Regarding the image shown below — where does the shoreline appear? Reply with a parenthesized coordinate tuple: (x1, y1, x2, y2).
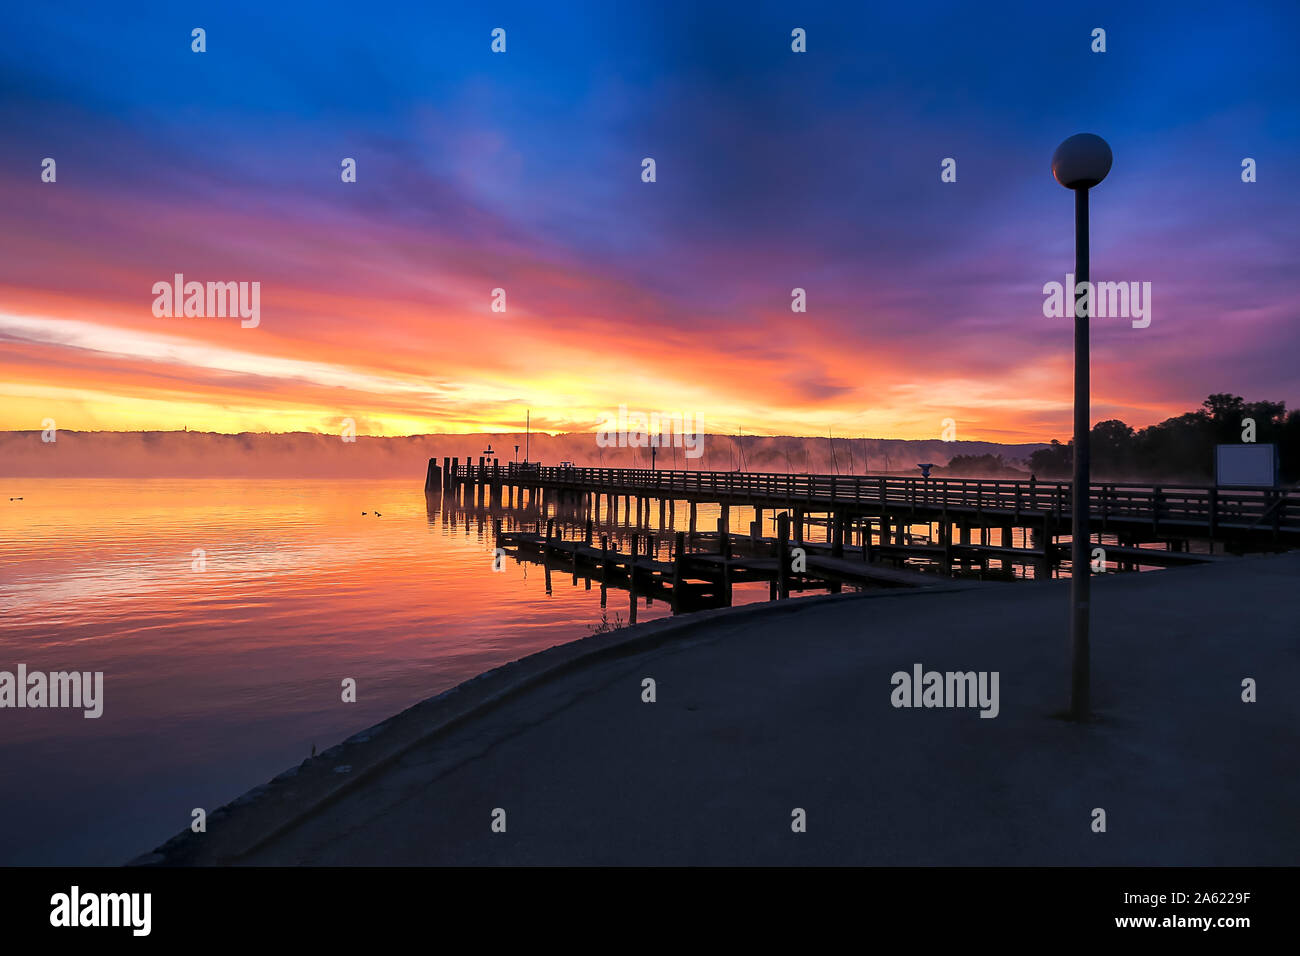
(129, 579, 987, 866)
(131, 552, 1299, 866)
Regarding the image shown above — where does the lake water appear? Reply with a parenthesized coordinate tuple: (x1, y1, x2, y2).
(0, 478, 790, 865)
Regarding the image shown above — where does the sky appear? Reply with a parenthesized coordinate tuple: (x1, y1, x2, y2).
(1, 0, 1297, 443)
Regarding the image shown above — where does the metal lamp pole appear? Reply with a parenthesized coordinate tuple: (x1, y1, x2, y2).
(1052, 133, 1112, 721)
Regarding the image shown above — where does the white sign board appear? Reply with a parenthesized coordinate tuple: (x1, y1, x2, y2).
(1215, 444, 1276, 487)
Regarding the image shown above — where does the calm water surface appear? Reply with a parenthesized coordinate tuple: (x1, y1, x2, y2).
(0, 478, 781, 864)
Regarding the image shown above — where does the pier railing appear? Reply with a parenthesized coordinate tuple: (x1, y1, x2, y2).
(455, 464, 1299, 536)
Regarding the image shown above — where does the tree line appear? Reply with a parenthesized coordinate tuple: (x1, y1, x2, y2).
(1026, 394, 1299, 483)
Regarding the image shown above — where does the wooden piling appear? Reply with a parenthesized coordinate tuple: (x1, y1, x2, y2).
(777, 512, 790, 599)
(1035, 518, 1052, 580)
(718, 518, 732, 604)
(672, 531, 686, 605)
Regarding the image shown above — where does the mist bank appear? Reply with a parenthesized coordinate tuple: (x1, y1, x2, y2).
(0, 431, 1047, 479)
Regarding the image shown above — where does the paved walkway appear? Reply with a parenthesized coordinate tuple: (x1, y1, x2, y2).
(146, 552, 1300, 866)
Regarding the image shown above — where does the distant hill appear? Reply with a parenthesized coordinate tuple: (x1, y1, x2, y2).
(0, 431, 1048, 479)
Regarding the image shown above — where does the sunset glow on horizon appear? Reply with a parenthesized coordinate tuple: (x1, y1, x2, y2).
(2, 2, 1297, 444)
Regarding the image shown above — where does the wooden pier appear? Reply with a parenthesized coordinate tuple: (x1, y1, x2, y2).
(427, 459, 1297, 574)
(425, 457, 1289, 611)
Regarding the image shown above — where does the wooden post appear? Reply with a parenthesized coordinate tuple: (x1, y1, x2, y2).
(777, 512, 790, 599)
(544, 518, 555, 559)
(585, 519, 593, 546)
(601, 534, 610, 581)
(1035, 518, 1052, 580)
(424, 458, 441, 495)
(718, 519, 732, 604)
(672, 531, 686, 607)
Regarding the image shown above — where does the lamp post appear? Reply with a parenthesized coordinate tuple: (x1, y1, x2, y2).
(1052, 133, 1112, 721)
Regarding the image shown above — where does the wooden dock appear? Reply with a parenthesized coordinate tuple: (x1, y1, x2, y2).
(494, 510, 950, 615)
(427, 459, 1292, 588)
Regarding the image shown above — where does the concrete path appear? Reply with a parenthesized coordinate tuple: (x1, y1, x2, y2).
(170, 552, 1300, 865)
